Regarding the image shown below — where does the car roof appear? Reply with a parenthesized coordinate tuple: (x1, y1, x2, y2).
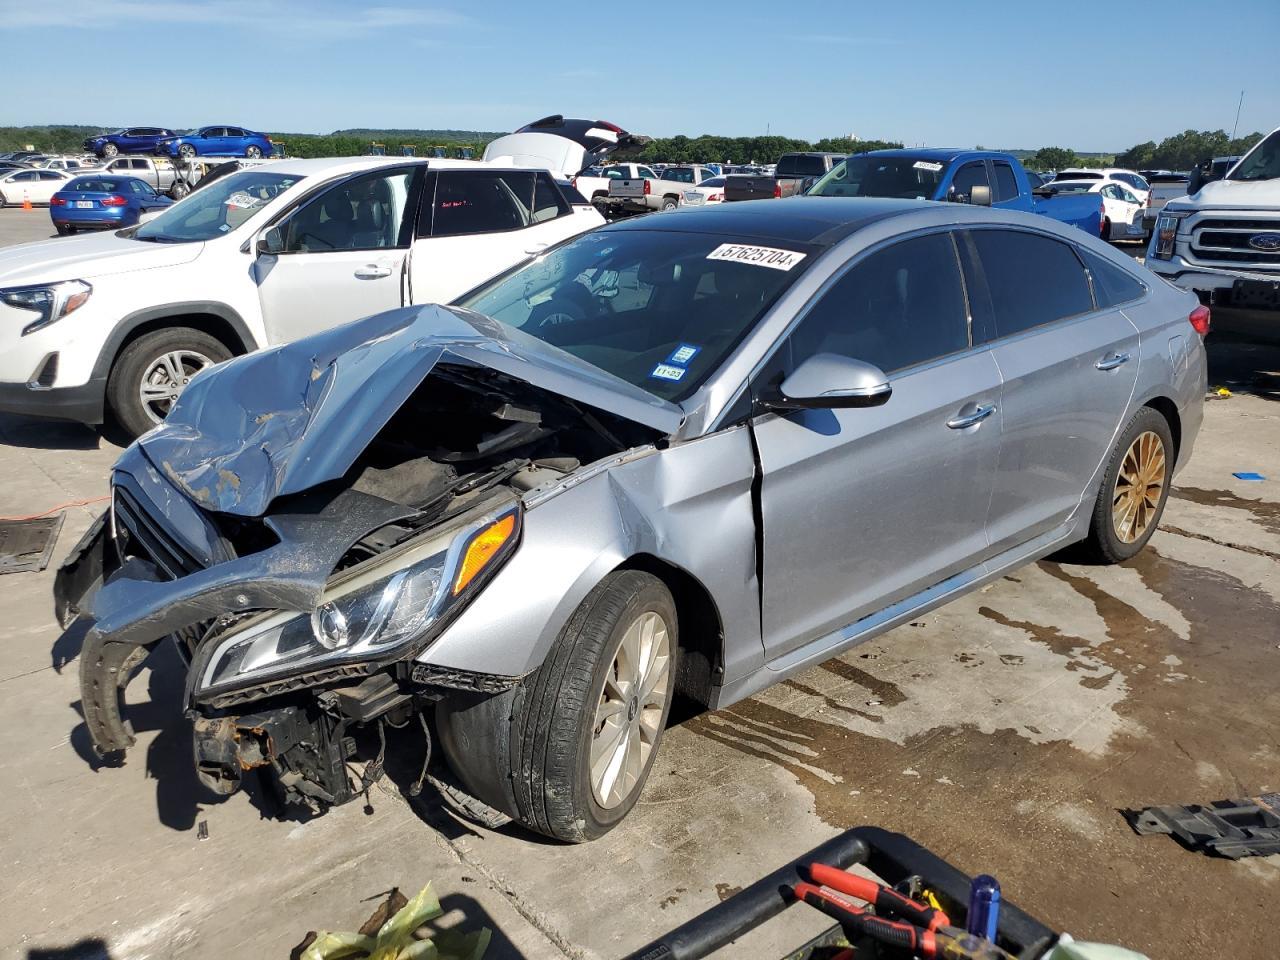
(603, 196, 945, 245)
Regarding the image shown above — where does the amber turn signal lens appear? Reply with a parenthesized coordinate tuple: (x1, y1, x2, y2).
(453, 514, 517, 596)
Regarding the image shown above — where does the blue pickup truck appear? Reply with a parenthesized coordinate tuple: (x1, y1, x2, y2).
(807, 148, 1102, 235)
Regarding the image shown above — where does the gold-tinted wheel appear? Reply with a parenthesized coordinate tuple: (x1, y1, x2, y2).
(1112, 430, 1166, 543)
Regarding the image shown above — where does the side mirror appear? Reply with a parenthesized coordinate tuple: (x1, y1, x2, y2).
(969, 184, 992, 206)
(256, 225, 284, 255)
(768, 354, 892, 410)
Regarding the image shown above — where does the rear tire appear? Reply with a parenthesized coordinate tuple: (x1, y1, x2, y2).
(107, 327, 232, 439)
(170, 181, 190, 200)
(661, 196, 679, 212)
(1077, 406, 1174, 564)
(55, 223, 71, 236)
(437, 570, 679, 842)
(245, 145, 262, 159)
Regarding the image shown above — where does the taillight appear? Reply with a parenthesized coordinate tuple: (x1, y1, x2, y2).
(1099, 200, 1107, 236)
(1189, 305, 1211, 336)
(50, 196, 66, 206)
(101, 195, 128, 207)
(710, 193, 723, 202)
(643, 179, 651, 195)
(571, 176, 578, 189)
(773, 181, 781, 198)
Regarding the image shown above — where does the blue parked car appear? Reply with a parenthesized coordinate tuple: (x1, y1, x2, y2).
(50, 175, 174, 234)
(155, 126, 273, 160)
(83, 128, 178, 159)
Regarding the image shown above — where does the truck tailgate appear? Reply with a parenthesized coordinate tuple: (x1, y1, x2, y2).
(724, 175, 775, 202)
(1032, 192, 1103, 236)
(608, 179, 647, 199)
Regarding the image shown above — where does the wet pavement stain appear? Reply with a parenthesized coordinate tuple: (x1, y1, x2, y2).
(686, 546, 1280, 958)
(1173, 485, 1280, 535)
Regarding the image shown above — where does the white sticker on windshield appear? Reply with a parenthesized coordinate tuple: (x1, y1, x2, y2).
(650, 363, 688, 382)
(706, 244, 807, 271)
(913, 161, 944, 172)
(225, 191, 265, 210)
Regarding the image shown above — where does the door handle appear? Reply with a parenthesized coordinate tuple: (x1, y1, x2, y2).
(1094, 352, 1131, 371)
(946, 402, 997, 430)
(354, 264, 393, 279)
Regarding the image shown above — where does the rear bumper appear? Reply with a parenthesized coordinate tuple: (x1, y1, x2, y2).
(53, 210, 130, 227)
(0, 377, 107, 424)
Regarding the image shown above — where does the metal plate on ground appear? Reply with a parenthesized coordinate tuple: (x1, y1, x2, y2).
(0, 514, 65, 574)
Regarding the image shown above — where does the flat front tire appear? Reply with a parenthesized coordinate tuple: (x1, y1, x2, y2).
(1079, 406, 1174, 563)
(438, 571, 678, 842)
(107, 327, 232, 439)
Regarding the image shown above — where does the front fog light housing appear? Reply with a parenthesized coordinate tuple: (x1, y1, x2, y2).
(1, 279, 93, 336)
(197, 505, 521, 693)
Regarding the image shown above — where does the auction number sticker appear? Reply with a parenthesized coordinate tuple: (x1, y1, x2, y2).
(707, 244, 807, 271)
(913, 161, 944, 172)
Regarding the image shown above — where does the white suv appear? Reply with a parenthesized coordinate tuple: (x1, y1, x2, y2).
(0, 155, 604, 437)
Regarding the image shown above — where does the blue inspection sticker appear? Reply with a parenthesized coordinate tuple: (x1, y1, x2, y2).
(650, 363, 688, 382)
(667, 343, 701, 365)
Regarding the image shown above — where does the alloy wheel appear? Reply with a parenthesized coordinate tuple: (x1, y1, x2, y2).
(1112, 430, 1166, 543)
(590, 610, 671, 809)
(137, 349, 213, 424)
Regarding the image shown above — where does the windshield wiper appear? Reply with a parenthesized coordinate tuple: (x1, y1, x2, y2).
(134, 234, 191, 244)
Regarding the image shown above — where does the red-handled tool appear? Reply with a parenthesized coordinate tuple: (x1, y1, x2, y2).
(807, 862, 952, 931)
(790, 882, 938, 956)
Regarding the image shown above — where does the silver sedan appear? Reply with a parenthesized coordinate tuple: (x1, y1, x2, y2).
(58, 197, 1206, 842)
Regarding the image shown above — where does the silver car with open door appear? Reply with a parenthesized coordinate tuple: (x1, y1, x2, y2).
(56, 198, 1206, 842)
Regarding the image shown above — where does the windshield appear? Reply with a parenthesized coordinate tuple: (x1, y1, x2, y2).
(135, 170, 305, 242)
(458, 229, 815, 401)
(808, 155, 946, 199)
(1228, 130, 1280, 182)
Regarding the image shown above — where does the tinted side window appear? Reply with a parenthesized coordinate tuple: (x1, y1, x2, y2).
(993, 162, 1018, 201)
(226, 128, 245, 138)
(951, 162, 989, 197)
(1081, 249, 1146, 307)
(532, 173, 570, 223)
(790, 232, 969, 374)
(430, 171, 533, 237)
(969, 230, 1094, 337)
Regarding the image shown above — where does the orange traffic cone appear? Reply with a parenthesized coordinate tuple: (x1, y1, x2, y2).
(22, 191, 32, 211)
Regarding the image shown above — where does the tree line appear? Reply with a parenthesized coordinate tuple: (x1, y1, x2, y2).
(1115, 129, 1264, 171)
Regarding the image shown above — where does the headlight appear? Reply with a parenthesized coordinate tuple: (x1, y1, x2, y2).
(1, 280, 93, 336)
(1152, 212, 1188, 260)
(196, 505, 521, 693)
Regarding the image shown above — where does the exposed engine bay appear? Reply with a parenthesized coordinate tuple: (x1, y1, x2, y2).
(59, 345, 661, 816)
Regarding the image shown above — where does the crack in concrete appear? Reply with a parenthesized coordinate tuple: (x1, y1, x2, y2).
(1163, 524, 1280, 563)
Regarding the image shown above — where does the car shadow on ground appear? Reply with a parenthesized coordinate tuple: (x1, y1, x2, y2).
(0, 412, 103, 451)
(26, 938, 114, 960)
(1206, 329, 1280, 400)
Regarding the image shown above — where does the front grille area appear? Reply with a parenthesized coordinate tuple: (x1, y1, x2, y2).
(1198, 231, 1279, 251)
(113, 487, 201, 579)
(1189, 248, 1280, 266)
(1196, 218, 1280, 232)
(1190, 215, 1280, 270)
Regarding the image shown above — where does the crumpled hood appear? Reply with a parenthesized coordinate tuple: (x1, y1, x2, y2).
(0, 230, 203, 286)
(1171, 177, 1280, 212)
(136, 304, 684, 517)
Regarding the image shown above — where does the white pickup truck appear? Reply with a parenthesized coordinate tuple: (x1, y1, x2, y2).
(1147, 126, 1280, 322)
(605, 164, 720, 216)
(572, 162, 660, 209)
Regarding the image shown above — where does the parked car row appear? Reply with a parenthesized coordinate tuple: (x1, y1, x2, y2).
(81, 125, 275, 160)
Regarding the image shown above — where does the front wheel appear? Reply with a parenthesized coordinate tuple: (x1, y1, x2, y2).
(438, 570, 678, 842)
(245, 144, 262, 159)
(106, 327, 232, 439)
(1079, 406, 1174, 563)
(178, 144, 196, 160)
(102, 143, 118, 158)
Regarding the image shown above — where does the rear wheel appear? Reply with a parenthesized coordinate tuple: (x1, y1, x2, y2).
(245, 145, 262, 159)
(107, 327, 232, 439)
(1079, 406, 1173, 563)
(55, 223, 72, 236)
(437, 570, 678, 842)
(661, 195, 679, 212)
(169, 181, 190, 200)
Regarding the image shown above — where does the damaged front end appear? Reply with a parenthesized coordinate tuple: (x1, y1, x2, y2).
(54, 304, 674, 812)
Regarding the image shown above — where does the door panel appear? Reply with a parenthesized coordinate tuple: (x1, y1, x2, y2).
(257, 167, 417, 345)
(964, 228, 1141, 550)
(409, 170, 542, 305)
(753, 230, 1002, 659)
(755, 351, 1002, 658)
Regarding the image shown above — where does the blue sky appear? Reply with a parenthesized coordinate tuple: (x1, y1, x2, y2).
(5, 0, 1278, 150)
